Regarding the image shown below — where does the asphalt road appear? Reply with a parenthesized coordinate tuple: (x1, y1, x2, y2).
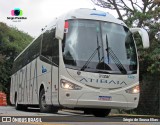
(0, 106, 160, 125)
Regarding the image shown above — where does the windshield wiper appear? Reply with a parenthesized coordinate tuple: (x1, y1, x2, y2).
(80, 46, 101, 71)
(105, 34, 127, 74)
(106, 47, 127, 74)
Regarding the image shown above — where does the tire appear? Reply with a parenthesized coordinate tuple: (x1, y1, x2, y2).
(21, 105, 28, 111)
(15, 95, 21, 110)
(39, 88, 58, 113)
(84, 109, 92, 114)
(92, 109, 111, 117)
(15, 95, 27, 111)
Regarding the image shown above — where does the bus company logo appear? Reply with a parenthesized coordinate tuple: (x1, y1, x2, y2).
(80, 77, 127, 85)
(11, 8, 23, 16)
(7, 8, 27, 22)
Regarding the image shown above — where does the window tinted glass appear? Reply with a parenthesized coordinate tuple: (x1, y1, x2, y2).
(52, 38, 59, 65)
(12, 35, 42, 74)
(62, 19, 137, 74)
(41, 28, 59, 65)
(62, 20, 102, 67)
(28, 35, 42, 62)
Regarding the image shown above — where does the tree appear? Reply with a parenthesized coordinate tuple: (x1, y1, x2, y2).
(0, 22, 33, 103)
(91, 0, 160, 115)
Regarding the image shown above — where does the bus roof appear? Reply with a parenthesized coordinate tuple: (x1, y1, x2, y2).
(52, 8, 126, 27)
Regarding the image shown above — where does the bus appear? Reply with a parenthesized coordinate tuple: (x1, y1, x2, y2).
(10, 8, 149, 117)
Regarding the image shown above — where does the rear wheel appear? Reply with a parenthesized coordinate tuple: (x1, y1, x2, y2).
(92, 109, 111, 117)
(15, 94, 27, 110)
(21, 105, 28, 111)
(39, 88, 58, 113)
(15, 94, 21, 110)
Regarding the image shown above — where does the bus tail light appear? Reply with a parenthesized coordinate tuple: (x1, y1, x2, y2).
(64, 21, 69, 29)
(61, 79, 82, 90)
(126, 85, 140, 94)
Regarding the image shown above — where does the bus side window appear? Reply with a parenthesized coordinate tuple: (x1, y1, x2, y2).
(28, 35, 42, 63)
(41, 28, 59, 65)
(52, 38, 59, 65)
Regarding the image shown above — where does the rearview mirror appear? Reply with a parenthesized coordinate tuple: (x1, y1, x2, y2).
(55, 19, 64, 40)
(130, 28, 149, 48)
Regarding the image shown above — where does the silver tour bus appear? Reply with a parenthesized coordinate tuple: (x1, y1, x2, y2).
(10, 8, 149, 117)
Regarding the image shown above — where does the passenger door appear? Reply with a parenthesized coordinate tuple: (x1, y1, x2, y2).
(51, 38, 59, 105)
(40, 27, 59, 105)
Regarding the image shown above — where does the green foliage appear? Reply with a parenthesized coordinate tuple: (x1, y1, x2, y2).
(126, 7, 160, 74)
(0, 22, 33, 95)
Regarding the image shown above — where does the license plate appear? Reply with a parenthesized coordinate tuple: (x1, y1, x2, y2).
(98, 96, 112, 101)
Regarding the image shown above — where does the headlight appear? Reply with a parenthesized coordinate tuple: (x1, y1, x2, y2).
(61, 79, 82, 90)
(126, 85, 140, 94)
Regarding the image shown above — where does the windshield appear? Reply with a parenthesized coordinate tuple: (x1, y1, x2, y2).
(62, 19, 137, 74)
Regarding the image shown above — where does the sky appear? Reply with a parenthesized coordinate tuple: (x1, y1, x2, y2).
(0, 0, 118, 37)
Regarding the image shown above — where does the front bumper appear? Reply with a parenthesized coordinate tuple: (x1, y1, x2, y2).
(60, 92, 139, 110)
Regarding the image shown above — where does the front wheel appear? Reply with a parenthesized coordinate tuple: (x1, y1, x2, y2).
(39, 88, 58, 113)
(92, 109, 111, 117)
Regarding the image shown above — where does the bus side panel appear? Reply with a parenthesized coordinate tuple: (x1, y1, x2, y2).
(26, 62, 31, 104)
(19, 67, 26, 104)
(51, 66, 59, 105)
(28, 59, 38, 104)
(10, 76, 15, 104)
(17, 71, 21, 103)
(18, 70, 21, 102)
(32, 59, 39, 104)
(23, 66, 28, 104)
(30, 61, 34, 104)
(37, 59, 43, 105)
(14, 73, 18, 104)
(37, 59, 52, 105)
(13, 74, 16, 103)
(21, 67, 25, 103)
